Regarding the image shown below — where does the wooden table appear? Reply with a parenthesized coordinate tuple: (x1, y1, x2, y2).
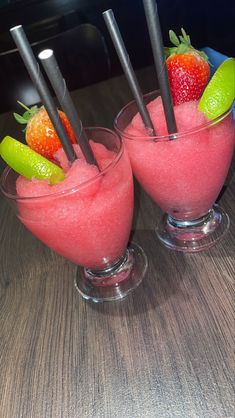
(0, 67, 234, 418)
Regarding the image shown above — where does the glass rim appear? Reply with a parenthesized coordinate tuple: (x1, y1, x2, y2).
(114, 90, 234, 142)
(0, 127, 124, 201)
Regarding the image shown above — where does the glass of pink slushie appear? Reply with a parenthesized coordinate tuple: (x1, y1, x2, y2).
(115, 91, 234, 252)
(0, 127, 147, 302)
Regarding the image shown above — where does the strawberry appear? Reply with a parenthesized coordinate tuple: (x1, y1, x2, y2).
(13, 102, 76, 159)
(165, 28, 210, 105)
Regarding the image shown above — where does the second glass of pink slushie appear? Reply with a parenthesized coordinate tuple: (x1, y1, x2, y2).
(115, 91, 234, 252)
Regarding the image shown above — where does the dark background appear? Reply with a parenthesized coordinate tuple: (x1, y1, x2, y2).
(0, 0, 234, 114)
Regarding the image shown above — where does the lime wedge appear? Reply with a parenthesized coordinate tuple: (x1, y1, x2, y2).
(0, 136, 65, 185)
(198, 57, 235, 119)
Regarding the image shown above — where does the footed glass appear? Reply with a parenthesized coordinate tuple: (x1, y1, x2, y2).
(115, 91, 234, 252)
(0, 127, 147, 302)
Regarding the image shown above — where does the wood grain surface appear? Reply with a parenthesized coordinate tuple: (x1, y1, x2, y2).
(0, 67, 234, 418)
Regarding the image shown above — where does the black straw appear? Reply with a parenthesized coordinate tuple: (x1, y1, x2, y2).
(103, 9, 155, 135)
(142, 0, 177, 134)
(10, 25, 77, 163)
(38, 49, 98, 167)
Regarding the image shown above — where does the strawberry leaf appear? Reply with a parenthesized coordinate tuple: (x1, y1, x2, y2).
(29, 105, 39, 117)
(23, 110, 31, 119)
(177, 43, 188, 54)
(169, 30, 180, 47)
(180, 28, 191, 45)
(13, 112, 27, 124)
(198, 50, 210, 63)
(167, 27, 207, 57)
(14, 102, 39, 126)
(164, 46, 177, 57)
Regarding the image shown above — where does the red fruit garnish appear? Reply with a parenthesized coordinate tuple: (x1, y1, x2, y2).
(13, 102, 76, 159)
(165, 28, 210, 105)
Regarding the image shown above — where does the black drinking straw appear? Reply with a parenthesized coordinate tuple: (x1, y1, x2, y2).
(142, 0, 177, 134)
(10, 25, 77, 163)
(103, 9, 156, 135)
(38, 49, 98, 167)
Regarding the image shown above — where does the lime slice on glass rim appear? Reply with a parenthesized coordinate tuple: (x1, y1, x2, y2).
(198, 57, 235, 119)
(0, 136, 65, 185)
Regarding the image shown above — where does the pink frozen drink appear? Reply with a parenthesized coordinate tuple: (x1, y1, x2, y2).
(16, 140, 133, 270)
(115, 91, 234, 251)
(0, 128, 148, 302)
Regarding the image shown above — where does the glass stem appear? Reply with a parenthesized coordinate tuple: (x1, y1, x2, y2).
(168, 210, 212, 229)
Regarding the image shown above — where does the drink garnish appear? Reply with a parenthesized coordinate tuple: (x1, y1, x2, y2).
(13, 102, 76, 159)
(165, 28, 210, 105)
(198, 58, 235, 119)
(0, 135, 65, 185)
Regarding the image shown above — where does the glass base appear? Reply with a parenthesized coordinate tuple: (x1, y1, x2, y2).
(155, 204, 230, 253)
(74, 242, 148, 303)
